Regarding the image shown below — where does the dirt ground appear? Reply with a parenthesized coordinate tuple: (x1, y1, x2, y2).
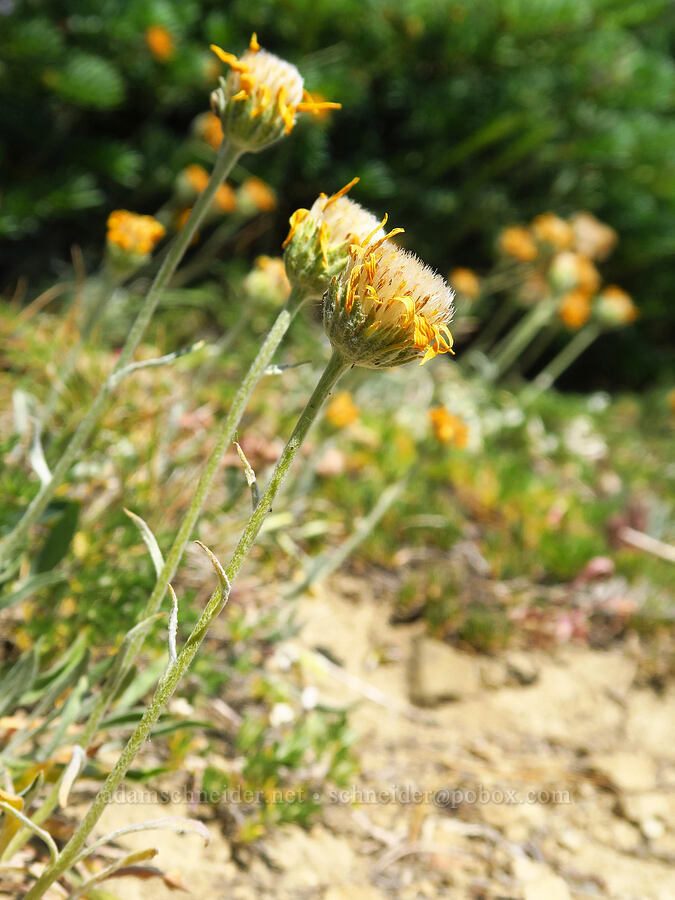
(97, 583, 675, 900)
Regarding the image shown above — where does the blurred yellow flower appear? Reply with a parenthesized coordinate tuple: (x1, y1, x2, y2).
(558, 289, 592, 330)
(183, 164, 210, 195)
(243, 255, 291, 302)
(570, 212, 618, 261)
(106, 210, 165, 255)
(531, 213, 575, 250)
(499, 226, 537, 262)
(240, 176, 277, 212)
(596, 285, 637, 327)
(325, 391, 360, 427)
(197, 112, 224, 149)
(549, 251, 600, 295)
(214, 182, 237, 213)
(146, 25, 174, 62)
(429, 406, 468, 447)
(450, 267, 481, 300)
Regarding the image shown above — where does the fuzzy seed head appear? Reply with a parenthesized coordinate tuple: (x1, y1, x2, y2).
(324, 238, 455, 368)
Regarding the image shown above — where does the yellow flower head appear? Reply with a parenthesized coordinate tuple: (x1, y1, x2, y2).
(146, 25, 174, 61)
(283, 177, 385, 298)
(210, 34, 340, 152)
(214, 182, 236, 213)
(182, 164, 210, 195)
(106, 210, 166, 277)
(324, 234, 455, 368)
(325, 391, 359, 427)
(558, 289, 592, 330)
(499, 226, 538, 262)
(595, 285, 637, 328)
(195, 111, 225, 149)
(106, 210, 165, 255)
(549, 251, 601, 295)
(238, 176, 277, 213)
(450, 267, 481, 301)
(531, 213, 575, 250)
(570, 212, 618, 261)
(429, 406, 468, 447)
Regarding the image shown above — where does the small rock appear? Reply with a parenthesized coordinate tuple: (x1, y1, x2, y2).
(641, 817, 665, 840)
(589, 751, 658, 792)
(523, 874, 571, 900)
(409, 637, 481, 706)
(620, 791, 670, 825)
(479, 658, 508, 689)
(558, 828, 584, 852)
(505, 651, 540, 685)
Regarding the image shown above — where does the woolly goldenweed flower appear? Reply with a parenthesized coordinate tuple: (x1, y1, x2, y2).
(549, 251, 600, 295)
(325, 390, 359, 427)
(237, 176, 277, 214)
(531, 213, 574, 250)
(214, 182, 236, 213)
(146, 25, 174, 61)
(429, 406, 468, 447)
(283, 178, 385, 298)
(558, 289, 592, 330)
(324, 233, 455, 368)
(105, 210, 165, 275)
(499, 226, 537, 262)
(570, 212, 618, 261)
(180, 164, 210, 196)
(177, 164, 236, 214)
(210, 33, 340, 152)
(595, 285, 637, 327)
(195, 111, 224, 149)
(450, 267, 481, 301)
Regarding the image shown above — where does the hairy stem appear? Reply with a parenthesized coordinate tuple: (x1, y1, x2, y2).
(21, 350, 348, 899)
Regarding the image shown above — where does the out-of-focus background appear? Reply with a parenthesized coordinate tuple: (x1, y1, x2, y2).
(1, 3, 674, 899)
(2, 0, 674, 386)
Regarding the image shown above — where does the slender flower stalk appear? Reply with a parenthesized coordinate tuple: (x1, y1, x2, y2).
(21, 350, 349, 900)
(486, 296, 557, 381)
(0, 141, 242, 572)
(531, 322, 602, 394)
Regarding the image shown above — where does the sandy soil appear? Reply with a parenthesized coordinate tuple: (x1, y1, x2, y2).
(86, 580, 675, 900)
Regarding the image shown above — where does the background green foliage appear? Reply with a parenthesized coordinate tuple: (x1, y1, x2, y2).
(1, 0, 673, 385)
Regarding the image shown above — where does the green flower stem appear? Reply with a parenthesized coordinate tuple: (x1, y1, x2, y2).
(513, 318, 560, 375)
(84, 288, 309, 728)
(0, 141, 242, 572)
(170, 217, 245, 288)
(39, 268, 121, 429)
(488, 296, 556, 381)
(531, 322, 601, 394)
(468, 293, 517, 355)
(3, 289, 309, 864)
(22, 350, 348, 900)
